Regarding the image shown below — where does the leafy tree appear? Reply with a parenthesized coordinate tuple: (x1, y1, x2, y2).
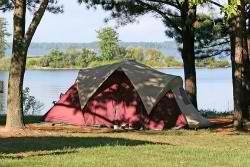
(116, 47, 127, 59)
(97, 27, 120, 60)
(125, 47, 144, 61)
(23, 87, 44, 115)
(163, 56, 182, 67)
(144, 48, 164, 62)
(64, 48, 80, 67)
(39, 48, 97, 68)
(1, 0, 63, 129)
(196, 57, 230, 68)
(76, 48, 98, 67)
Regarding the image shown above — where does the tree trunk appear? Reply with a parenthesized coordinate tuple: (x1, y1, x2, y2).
(241, 5, 250, 120)
(181, 1, 198, 108)
(6, 0, 49, 129)
(230, 0, 250, 128)
(5, 0, 27, 129)
(6, 50, 27, 128)
(182, 32, 197, 108)
(246, 1, 250, 123)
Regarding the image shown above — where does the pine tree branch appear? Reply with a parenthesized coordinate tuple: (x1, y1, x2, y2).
(196, 49, 230, 59)
(206, 0, 223, 8)
(145, 0, 179, 8)
(175, 0, 182, 8)
(136, 0, 182, 34)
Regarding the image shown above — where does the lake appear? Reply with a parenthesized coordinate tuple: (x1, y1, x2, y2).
(0, 68, 233, 115)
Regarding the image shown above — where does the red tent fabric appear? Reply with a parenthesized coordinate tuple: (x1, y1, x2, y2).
(42, 70, 186, 130)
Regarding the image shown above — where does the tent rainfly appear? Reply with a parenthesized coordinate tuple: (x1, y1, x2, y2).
(42, 60, 210, 130)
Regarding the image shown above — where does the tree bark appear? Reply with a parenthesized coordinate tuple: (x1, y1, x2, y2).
(244, 2, 250, 120)
(241, 2, 250, 120)
(6, 0, 49, 129)
(6, 0, 26, 129)
(230, 0, 250, 128)
(181, 1, 198, 108)
(182, 31, 197, 108)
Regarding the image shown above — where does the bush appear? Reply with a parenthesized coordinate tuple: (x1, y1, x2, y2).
(36, 48, 98, 68)
(196, 57, 230, 68)
(26, 57, 42, 68)
(144, 48, 164, 62)
(163, 56, 182, 67)
(23, 87, 44, 115)
(125, 47, 144, 62)
(76, 48, 98, 67)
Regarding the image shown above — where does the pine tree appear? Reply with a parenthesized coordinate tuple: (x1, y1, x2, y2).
(209, 0, 250, 127)
(97, 27, 120, 60)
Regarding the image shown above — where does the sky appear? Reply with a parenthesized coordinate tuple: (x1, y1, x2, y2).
(1, 0, 169, 43)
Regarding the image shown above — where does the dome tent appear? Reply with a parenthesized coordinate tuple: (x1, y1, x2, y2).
(42, 60, 210, 130)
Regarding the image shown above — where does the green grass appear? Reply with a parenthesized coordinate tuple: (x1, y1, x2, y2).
(1, 130, 250, 167)
(0, 116, 249, 167)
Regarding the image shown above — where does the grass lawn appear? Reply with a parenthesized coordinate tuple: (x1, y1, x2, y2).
(0, 116, 250, 167)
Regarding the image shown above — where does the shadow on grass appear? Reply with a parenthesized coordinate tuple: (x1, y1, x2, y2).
(0, 136, 167, 158)
(0, 150, 78, 159)
(0, 115, 42, 126)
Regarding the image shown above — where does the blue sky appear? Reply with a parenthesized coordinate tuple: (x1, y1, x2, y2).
(2, 0, 169, 43)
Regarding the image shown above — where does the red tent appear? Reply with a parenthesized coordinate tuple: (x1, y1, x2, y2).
(42, 61, 210, 130)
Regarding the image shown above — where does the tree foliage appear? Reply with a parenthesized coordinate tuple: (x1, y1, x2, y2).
(38, 48, 98, 68)
(125, 47, 144, 61)
(193, 15, 230, 59)
(0, 0, 63, 13)
(23, 87, 44, 115)
(80, 0, 230, 59)
(97, 27, 120, 60)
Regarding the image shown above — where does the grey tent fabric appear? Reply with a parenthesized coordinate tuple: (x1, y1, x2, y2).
(173, 88, 211, 128)
(76, 60, 183, 114)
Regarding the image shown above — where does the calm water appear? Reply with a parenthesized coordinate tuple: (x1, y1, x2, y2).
(0, 68, 233, 115)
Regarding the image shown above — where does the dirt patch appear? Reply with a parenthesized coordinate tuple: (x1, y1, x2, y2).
(0, 123, 116, 138)
(208, 116, 235, 134)
(0, 126, 56, 138)
(0, 116, 248, 138)
(27, 123, 115, 133)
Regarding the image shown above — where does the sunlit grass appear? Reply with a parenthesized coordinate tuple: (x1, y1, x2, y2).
(0, 129, 250, 167)
(0, 115, 249, 167)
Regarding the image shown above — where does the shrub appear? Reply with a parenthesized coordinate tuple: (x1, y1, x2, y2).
(23, 87, 44, 115)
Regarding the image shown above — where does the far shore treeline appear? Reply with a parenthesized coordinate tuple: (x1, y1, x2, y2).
(0, 27, 230, 70)
(0, 47, 230, 70)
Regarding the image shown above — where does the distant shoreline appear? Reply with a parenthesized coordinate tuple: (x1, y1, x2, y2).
(0, 66, 231, 72)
